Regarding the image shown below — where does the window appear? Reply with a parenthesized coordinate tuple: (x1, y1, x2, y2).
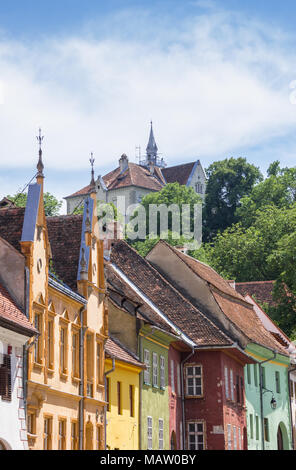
(159, 419, 164, 450)
(72, 331, 80, 378)
(144, 349, 150, 385)
(236, 375, 240, 403)
(224, 367, 229, 399)
(240, 377, 244, 405)
(96, 342, 102, 384)
(188, 422, 205, 450)
(264, 418, 270, 442)
(47, 316, 54, 369)
(227, 424, 232, 450)
(0, 353, 11, 401)
(275, 371, 281, 394)
(160, 356, 165, 389)
(233, 426, 237, 450)
(44, 417, 52, 450)
(60, 324, 68, 374)
(153, 353, 158, 387)
(250, 414, 254, 440)
(27, 411, 36, 435)
(255, 416, 259, 441)
(58, 419, 66, 450)
(71, 421, 78, 450)
(180, 421, 183, 450)
(246, 364, 251, 385)
(170, 360, 175, 393)
(177, 364, 181, 396)
(185, 365, 203, 397)
(147, 417, 153, 450)
(96, 426, 102, 450)
(117, 381, 122, 415)
(195, 183, 203, 194)
(86, 334, 94, 396)
(230, 369, 234, 401)
(106, 378, 110, 412)
(238, 428, 242, 450)
(34, 312, 43, 363)
(254, 364, 258, 387)
(129, 385, 134, 417)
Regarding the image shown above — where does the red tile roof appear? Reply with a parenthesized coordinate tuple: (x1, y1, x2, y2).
(0, 207, 25, 252)
(235, 281, 277, 308)
(0, 283, 36, 336)
(162, 162, 195, 186)
(105, 336, 145, 368)
(64, 184, 93, 199)
(163, 244, 287, 355)
(110, 241, 233, 347)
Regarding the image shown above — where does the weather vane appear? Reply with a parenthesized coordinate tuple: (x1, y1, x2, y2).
(90, 152, 95, 185)
(37, 128, 44, 151)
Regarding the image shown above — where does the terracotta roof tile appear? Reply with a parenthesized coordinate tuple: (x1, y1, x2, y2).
(0, 207, 25, 252)
(65, 184, 93, 199)
(110, 241, 233, 347)
(162, 162, 195, 186)
(105, 336, 145, 368)
(0, 283, 36, 335)
(235, 281, 277, 308)
(104, 163, 164, 191)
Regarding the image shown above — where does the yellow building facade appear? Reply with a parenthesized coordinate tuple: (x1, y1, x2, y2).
(105, 337, 144, 450)
(5, 145, 107, 450)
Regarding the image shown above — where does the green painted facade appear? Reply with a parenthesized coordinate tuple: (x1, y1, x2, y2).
(139, 325, 171, 450)
(244, 343, 292, 450)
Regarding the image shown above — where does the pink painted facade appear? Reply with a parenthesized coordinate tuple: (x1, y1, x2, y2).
(182, 349, 249, 450)
(168, 345, 183, 449)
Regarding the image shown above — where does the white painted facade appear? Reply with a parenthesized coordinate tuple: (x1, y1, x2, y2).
(0, 327, 30, 450)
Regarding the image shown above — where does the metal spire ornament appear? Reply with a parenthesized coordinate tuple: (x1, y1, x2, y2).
(36, 128, 44, 178)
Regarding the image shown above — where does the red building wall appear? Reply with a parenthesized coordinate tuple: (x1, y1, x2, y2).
(183, 350, 247, 450)
(168, 345, 183, 449)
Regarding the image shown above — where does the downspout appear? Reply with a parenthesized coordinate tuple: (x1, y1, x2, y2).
(181, 348, 195, 450)
(105, 357, 115, 450)
(258, 351, 276, 451)
(79, 306, 87, 451)
(288, 365, 296, 450)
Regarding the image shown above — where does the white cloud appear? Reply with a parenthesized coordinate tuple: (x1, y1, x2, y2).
(0, 6, 296, 185)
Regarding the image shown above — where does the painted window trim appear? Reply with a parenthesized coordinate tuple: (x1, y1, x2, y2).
(185, 364, 203, 398)
(187, 420, 206, 450)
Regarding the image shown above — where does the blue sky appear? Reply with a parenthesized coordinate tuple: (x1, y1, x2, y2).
(1, 0, 296, 211)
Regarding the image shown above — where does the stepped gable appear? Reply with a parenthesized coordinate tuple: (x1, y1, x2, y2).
(161, 162, 196, 186)
(0, 283, 36, 336)
(0, 207, 25, 252)
(236, 281, 277, 308)
(105, 336, 145, 368)
(110, 240, 233, 347)
(47, 214, 83, 291)
(165, 244, 288, 356)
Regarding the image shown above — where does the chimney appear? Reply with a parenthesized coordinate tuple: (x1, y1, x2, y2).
(119, 154, 129, 173)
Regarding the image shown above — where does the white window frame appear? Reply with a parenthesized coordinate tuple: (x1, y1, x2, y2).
(233, 426, 237, 450)
(187, 421, 205, 450)
(224, 366, 229, 399)
(238, 427, 241, 450)
(180, 421, 183, 450)
(227, 424, 232, 450)
(159, 419, 164, 450)
(230, 369, 234, 401)
(153, 353, 158, 387)
(147, 416, 153, 450)
(144, 349, 150, 385)
(177, 363, 181, 396)
(160, 356, 165, 389)
(185, 365, 203, 397)
(171, 360, 175, 393)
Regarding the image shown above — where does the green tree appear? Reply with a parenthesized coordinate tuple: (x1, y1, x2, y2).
(129, 183, 202, 240)
(203, 157, 263, 241)
(236, 165, 296, 227)
(7, 192, 62, 216)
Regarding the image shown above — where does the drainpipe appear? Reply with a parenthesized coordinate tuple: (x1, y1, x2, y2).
(258, 351, 276, 451)
(104, 357, 115, 450)
(79, 306, 87, 451)
(181, 348, 195, 450)
(288, 365, 296, 450)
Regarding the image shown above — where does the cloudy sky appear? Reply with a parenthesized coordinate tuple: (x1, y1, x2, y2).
(1, 0, 296, 211)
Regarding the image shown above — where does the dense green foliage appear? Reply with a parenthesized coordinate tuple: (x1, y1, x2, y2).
(7, 191, 62, 216)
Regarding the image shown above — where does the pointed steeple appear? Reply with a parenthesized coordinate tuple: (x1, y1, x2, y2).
(36, 128, 44, 180)
(146, 121, 158, 162)
(89, 152, 96, 193)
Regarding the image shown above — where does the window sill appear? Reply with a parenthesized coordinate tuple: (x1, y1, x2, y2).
(60, 371, 68, 380)
(72, 376, 81, 383)
(33, 361, 44, 370)
(47, 367, 54, 375)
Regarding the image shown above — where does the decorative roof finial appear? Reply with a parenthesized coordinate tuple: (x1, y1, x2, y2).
(89, 152, 95, 186)
(36, 128, 44, 178)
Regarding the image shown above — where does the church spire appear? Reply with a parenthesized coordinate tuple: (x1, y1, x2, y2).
(36, 128, 44, 184)
(146, 121, 158, 162)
